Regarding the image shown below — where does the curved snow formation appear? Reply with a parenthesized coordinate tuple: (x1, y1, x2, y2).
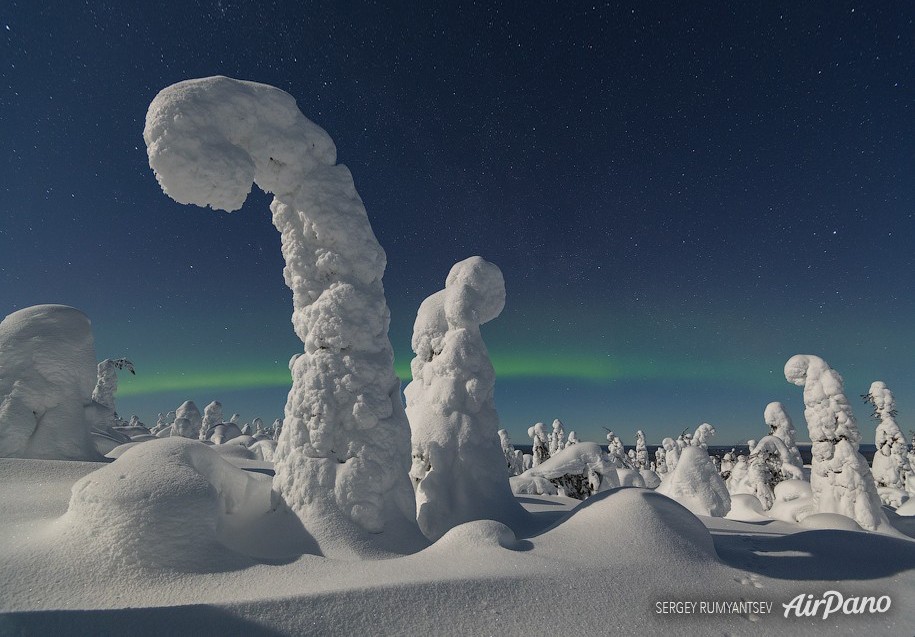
(0, 305, 102, 460)
(144, 77, 417, 550)
(785, 354, 890, 532)
(405, 257, 529, 541)
(58, 437, 271, 569)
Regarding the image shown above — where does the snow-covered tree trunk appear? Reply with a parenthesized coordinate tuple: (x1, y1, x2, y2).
(144, 76, 419, 553)
(404, 257, 528, 541)
(784, 354, 890, 532)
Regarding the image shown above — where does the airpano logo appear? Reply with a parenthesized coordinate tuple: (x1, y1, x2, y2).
(782, 591, 891, 619)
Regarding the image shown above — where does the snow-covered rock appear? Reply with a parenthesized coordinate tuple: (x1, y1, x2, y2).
(0, 305, 102, 461)
(145, 76, 419, 555)
(405, 257, 528, 541)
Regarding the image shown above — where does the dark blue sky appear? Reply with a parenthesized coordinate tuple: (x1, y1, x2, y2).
(1, 2, 913, 445)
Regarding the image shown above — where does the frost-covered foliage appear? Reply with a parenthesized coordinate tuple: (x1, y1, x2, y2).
(0, 305, 102, 460)
(864, 381, 910, 491)
(145, 77, 418, 550)
(635, 430, 648, 469)
(528, 422, 550, 466)
(764, 401, 803, 471)
(405, 257, 528, 541)
(658, 426, 730, 517)
(566, 431, 579, 446)
(511, 442, 619, 499)
(271, 418, 282, 441)
(174, 401, 202, 439)
(498, 429, 523, 476)
(739, 436, 805, 510)
(200, 401, 223, 441)
(91, 358, 135, 429)
(549, 419, 566, 456)
(661, 437, 680, 472)
(692, 423, 715, 449)
(784, 354, 890, 532)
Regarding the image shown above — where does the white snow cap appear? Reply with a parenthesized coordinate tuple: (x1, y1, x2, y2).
(145, 77, 418, 554)
(0, 305, 101, 460)
(405, 257, 528, 541)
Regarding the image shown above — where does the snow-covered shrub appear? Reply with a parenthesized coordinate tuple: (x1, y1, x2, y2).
(764, 401, 803, 471)
(784, 354, 890, 532)
(566, 431, 579, 446)
(657, 425, 730, 517)
(864, 381, 910, 492)
(655, 447, 668, 475)
(511, 442, 619, 499)
(405, 257, 528, 541)
(145, 76, 418, 551)
(549, 419, 566, 455)
(661, 437, 680, 472)
(528, 422, 550, 466)
(726, 455, 752, 495)
(0, 305, 102, 460)
(605, 431, 632, 469)
(743, 435, 805, 509)
(767, 479, 818, 524)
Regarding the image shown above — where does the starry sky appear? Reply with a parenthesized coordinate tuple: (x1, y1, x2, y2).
(1, 2, 913, 445)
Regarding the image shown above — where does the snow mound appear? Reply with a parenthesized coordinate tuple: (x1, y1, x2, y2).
(657, 445, 730, 517)
(510, 442, 619, 498)
(55, 437, 272, 569)
(639, 468, 661, 489)
(543, 488, 718, 564)
(617, 468, 646, 488)
(212, 444, 256, 460)
(800, 512, 865, 532)
(767, 479, 817, 524)
(896, 498, 915, 517)
(0, 305, 102, 461)
(431, 519, 520, 551)
(725, 494, 770, 522)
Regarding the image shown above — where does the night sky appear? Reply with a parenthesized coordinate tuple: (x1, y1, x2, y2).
(2, 2, 913, 446)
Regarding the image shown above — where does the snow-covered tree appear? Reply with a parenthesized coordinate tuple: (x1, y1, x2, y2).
(719, 450, 734, 480)
(661, 437, 680, 472)
(635, 430, 648, 469)
(405, 257, 528, 541)
(657, 424, 730, 517)
(655, 447, 668, 475)
(253, 417, 265, 436)
(566, 431, 579, 446)
(498, 429, 523, 476)
(145, 76, 419, 550)
(200, 400, 222, 441)
(784, 354, 890, 532)
(743, 436, 805, 509)
(172, 416, 198, 438)
(605, 431, 633, 469)
(91, 358, 135, 427)
(726, 455, 752, 495)
(549, 419, 566, 455)
(864, 381, 909, 491)
(229, 413, 240, 425)
(764, 401, 803, 470)
(271, 418, 283, 441)
(173, 401, 202, 440)
(528, 422, 550, 466)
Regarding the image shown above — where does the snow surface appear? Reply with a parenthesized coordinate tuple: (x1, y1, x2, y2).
(145, 76, 418, 554)
(0, 305, 102, 461)
(2, 456, 913, 635)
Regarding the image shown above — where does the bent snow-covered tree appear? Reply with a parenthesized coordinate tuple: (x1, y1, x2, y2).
(784, 354, 890, 532)
(405, 257, 529, 541)
(144, 77, 418, 552)
(764, 401, 804, 471)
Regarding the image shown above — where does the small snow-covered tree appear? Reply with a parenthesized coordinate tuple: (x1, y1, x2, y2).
(605, 431, 633, 469)
(764, 401, 803, 470)
(253, 417, 265, 436)
(864, 381, 909, 491)
(529, 422, 550, 466)
(661, 437, 680, 472)
(91, 358, 135, 427)
(229, 413, 240, 425)
(726, 455, 752, 495)
(549, 419, 566, 455)
(498, 429, 523, 476)
(144, 76, 419, 550)
(566, 431, 579, 446)
(744, 436, 805, 509)
(173, 401, 202, 440)
(719, 450, 734, 480)
(200, 400, 222, 441)
(657, 424, 730, 516)
(272, 418, 283, 441)
(655, 447, 668, 475)
(405, 257, 528, 541)
(635, 430, 648, 469)
(785, 354, 890, 532)
(692, 423, 715, 449)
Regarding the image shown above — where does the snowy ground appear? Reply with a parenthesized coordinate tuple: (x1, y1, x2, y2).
(0, 457, 913, 636)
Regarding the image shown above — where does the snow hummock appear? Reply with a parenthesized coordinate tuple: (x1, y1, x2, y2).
(0, 305, 102, 461)
(405, 257, 529, 541)
(144, 76, 419, 556)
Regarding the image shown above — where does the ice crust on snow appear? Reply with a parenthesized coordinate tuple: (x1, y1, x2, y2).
(0, 305, 102, 461)
(144, 76, 418, 553)
(405, 257, 529, 541)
